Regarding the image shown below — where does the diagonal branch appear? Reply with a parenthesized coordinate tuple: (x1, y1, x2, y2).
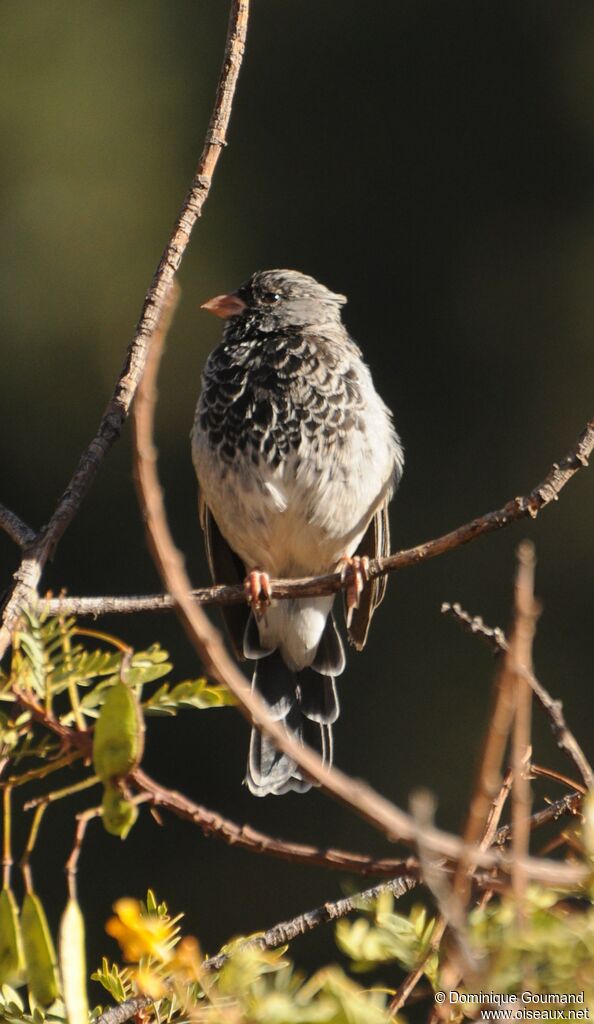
(130, 766, 420, 878)
(0, 0, 250, 660)
(0, 504, 36, 549)
(442, 601, 594, 789)
(37, 414, 594, 619)
(201, 874, 418, 972)
(131, 260, 586, 889)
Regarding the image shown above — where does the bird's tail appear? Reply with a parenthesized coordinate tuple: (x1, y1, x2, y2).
(245, 613, 344, 797)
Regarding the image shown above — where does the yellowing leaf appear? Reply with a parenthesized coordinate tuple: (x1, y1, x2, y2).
(59, 899, 88, 1024)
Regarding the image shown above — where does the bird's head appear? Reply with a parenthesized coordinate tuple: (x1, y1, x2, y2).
(201, 269, 347, 330)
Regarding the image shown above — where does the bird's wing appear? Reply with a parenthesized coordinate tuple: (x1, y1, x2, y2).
(346, 499, 391, 651)
(199, 494, 249, 661)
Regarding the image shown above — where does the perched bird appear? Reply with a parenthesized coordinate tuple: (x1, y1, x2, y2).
(192, 269, 403, 796)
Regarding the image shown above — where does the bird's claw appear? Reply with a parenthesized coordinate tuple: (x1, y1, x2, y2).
(339, 555, 370, 627)
(244, 569, 272, 617)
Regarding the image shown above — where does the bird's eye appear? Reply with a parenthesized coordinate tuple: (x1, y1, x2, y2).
(261, 291, 281, 304)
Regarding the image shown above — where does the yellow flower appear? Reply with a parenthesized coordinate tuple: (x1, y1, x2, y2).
(133, 966, 167, 999)
(106, 899, 176, 963)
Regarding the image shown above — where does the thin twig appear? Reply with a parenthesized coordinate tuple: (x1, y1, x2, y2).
(442, 602, 594, 789)
(529, 762, 587, 796)
(65, 806, 103, 900)
(36, 415, 594, 621)
(510, 542, 538, 911)
(493, 790, 582, 847)
(0, 504, 36, 549)
(453, 621, 518, 904)
(0, 0, 250, 659)
(202, 875, 417, 972)
(130, 244, 586, 889)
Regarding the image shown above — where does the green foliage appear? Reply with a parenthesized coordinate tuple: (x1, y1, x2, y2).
(91, 892, 393, 1024)
(142, 677, 236, 715)
(2, 612, 594, 1022)
(468, 886, 594, 999)
(336, 894, 437, 984)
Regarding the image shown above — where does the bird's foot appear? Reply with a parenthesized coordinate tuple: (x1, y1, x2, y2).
(339, 555, 370, 627)
(244, 569, 272, 618)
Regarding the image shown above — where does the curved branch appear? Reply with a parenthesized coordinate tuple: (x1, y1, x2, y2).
(0, 0, 250, 659)
(38, 415, 593, 618)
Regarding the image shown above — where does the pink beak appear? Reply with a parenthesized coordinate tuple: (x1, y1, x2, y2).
(201, 291, 247, 319)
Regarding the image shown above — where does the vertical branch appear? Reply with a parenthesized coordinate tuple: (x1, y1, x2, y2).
(510, 542, 539, 911)
(453, 634, 517, 905)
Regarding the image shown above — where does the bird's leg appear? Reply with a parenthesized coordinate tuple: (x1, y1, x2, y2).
(244, 569, 272, 618)
(339, 555, 370, 627)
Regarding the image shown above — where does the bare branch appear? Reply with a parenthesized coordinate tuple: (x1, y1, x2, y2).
(10, 644, 584, 882)
(37, 415, 594, 621)
(202, 874, 417, 972)
(442, 602, 594, 789)
(0, 0, 250, 659)
(131, 766, 420, 877)
(93, 998, 154, 1024)
(11, 684, 422, 879)
(130, 258, 587, 890)
(0, 504, 36, 549)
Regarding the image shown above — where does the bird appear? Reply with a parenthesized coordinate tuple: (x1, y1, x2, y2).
(191, 269, 404, 796)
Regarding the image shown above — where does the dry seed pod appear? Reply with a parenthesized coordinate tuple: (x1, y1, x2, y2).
(93, 681, 144, 782)
(102, 783, 138, 839)
(59, 899, 88, 1024)
(0, 887, 25, 986)
(21, 892, 59, 1007)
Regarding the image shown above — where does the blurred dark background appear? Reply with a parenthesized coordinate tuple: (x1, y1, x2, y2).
(1, 0, 593, 998)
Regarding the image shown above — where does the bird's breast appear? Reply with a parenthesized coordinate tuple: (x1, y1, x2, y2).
(191, 332, 402, 576)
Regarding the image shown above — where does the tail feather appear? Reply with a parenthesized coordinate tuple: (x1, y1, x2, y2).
(297, 669, 339, 724)
(245, 646, 341, 797)
(311, 613, 345, 675)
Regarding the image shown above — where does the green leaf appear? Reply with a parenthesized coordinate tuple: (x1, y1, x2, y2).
(101, 785, 138, 840)
(21, 893, 59, 1007)
(93, 683, 144, 781)
(0, 889, 25, 987)
(143, 677, 235, 716)
(90, 960, 132, 1003)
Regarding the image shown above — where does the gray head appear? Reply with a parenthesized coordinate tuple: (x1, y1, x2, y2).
(201, 269, 347, 330)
